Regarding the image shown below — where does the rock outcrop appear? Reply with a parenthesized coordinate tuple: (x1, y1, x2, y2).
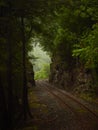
(49, 56, 97, 95)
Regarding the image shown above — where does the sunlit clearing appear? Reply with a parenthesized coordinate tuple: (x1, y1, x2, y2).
(29, 44, 51, 80)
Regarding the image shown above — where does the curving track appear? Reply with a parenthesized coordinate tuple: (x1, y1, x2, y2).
(37, 80, 98, 122)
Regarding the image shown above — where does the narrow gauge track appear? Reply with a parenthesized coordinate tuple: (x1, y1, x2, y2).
(38, 81, 98, 122)
(39, 82, 78, 114)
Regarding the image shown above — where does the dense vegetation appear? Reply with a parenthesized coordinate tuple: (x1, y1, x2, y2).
(0, 0, 98, 129)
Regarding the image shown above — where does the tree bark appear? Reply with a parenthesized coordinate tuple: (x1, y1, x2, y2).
(7, 17, 13, 130)
(0, 77, 8, 130)
(21, 16, 33, 120)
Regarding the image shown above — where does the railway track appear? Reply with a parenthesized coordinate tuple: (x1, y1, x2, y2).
(38, 80, 98, 122)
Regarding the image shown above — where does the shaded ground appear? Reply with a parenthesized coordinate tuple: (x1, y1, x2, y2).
(16, 80, 98, 130)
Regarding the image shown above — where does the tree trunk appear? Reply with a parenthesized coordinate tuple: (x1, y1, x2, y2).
(0, 77, 8, 130)
(7, 18, 13, 130)
(21, 16, 33, 120)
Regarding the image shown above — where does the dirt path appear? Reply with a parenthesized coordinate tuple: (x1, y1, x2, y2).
(16, 80, 98, 130)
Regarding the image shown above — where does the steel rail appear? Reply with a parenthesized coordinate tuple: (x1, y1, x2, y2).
(42, 81, 98, 120)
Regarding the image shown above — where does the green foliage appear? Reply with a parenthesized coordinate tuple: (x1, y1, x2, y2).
(1, 0, 98, 128)
(35, 64, 50, 80)
(73, 24, 98, 69)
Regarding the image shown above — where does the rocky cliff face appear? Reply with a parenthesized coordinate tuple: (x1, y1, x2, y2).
(49, 56, 96, 96)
